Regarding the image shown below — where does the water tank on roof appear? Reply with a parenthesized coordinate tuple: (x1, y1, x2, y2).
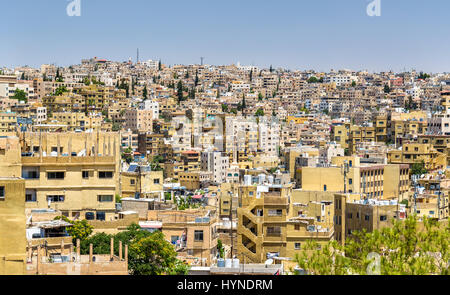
(232, 259, 240, 268)
(258, 174, 266, 184)
(225, 259, 232, 268)
(217, 259, 225, 268)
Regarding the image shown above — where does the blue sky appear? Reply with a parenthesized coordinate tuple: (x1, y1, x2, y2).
(1, 0, 450, 72)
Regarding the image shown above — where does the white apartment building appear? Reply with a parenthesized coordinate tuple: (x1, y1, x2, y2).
(225, 117, 258, 155)
(258, 119, 280, 155)
(139, 100, 160, 119)
(324, 74, 358, 86)
(144, 60, 159, 70)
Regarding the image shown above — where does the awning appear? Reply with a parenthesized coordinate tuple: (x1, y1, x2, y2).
(192, 195, 203, 199)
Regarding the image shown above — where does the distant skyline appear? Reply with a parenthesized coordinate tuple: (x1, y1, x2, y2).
(2, 0, 450, 73)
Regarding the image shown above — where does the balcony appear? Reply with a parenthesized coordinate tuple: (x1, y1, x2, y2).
(21, 156, 116, 166)
(264, 196, 288, 206)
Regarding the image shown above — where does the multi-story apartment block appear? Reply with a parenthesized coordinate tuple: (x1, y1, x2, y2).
(334, 193, 406, 245)
(388, 143, 447, 171)
(20, 132, 120, 221)
(201, 151, 229, 183)
(301, 157, 410, 200)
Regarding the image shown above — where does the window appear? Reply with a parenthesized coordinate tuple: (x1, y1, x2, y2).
(47, 172, 65, 179)
(0, 186, 4, 200)
(130, 179, 135, 185)
(47, 195, 65, 202)
(349, 178, 353, 185)
(98, 195, 113, 202)
(268, 209, 282, 216)
(99, 171, 113, 178)
(347, 213, 353, 219)
(380, 215, 387, 221)
(324, 185, 327, 192)
(85, 212, 95, 220)
(294, 224, 300, 231)
(294, 243, 301, 250)
(26, 193, 36, 202)
(153, 179, 160, 184)
(82, 171, 89, 179)
(365, 215, 370, 221)
(194, 230, 204, 241)
(23, 168, 39, 179)
(96, 211, 106, 221)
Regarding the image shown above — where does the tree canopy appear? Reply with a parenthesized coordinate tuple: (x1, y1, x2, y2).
(295, 216, 449, 275)
(80, 224, 189, 275)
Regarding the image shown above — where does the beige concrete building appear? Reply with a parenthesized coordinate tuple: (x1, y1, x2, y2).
(20, 132, 120, 221)
(0, 178, 27, 275)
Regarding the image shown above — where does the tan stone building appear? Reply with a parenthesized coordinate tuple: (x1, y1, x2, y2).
(0, 178, 27, 275)
(20, 132, 120, 221)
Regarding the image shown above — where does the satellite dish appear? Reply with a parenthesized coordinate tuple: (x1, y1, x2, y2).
(265, 259, 274, 266)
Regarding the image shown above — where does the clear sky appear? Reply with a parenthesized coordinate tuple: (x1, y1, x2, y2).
(1, 0, 450, 73)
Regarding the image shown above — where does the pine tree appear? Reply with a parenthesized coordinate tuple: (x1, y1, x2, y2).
(143, 85, 148, 100)
(177, 80, 184, 103)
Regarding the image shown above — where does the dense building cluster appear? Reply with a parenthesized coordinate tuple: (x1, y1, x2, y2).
(1, 58, 449, 275)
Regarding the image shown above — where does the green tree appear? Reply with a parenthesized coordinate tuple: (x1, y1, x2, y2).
(217, 240, 225, 259)
(255, 108, 264, 117)
(411, 160, 427, 175)
(384, 85, 391, 93)
(121, 147, 133, 164)
(177, 80, 184, 103)
(54, 85, 68, 96)
(143, 85, 148, 100)
(307, 76, 319, 83)
(258, 93, 264, 101)
(12, 89, 28, 102)
(112, 122, 122, 132)
(221, 104, 229, 113)
(55, 216, 93, 244)
(195, 72, 199, 87)
(129, 231, 188, 275)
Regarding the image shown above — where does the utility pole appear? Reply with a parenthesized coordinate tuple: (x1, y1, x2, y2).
(229, 191, 233, 259)
(342, 160, 349, 194)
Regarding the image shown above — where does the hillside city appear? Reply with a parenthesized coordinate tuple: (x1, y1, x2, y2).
(0, 57, 449, 275)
